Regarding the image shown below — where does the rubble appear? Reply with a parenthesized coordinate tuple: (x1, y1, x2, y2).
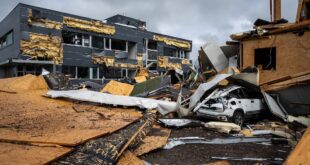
(133, 125, 171, 156)
(285, 127, 310, 164)
(0, 0, 309, 164)
(158, 119, 204, 127)
(204, 122, 241, 134)
(55, 110, 156, 164)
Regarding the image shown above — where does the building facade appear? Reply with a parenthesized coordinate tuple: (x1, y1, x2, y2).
(0, 3, 192, 79)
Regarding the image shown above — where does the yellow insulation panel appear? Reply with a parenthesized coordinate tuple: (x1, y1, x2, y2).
(28, 9, 62, 30)
(157, 56, 182, 70)
(137, 55, 143, 66)
(153, 35, 191, 50)
(63, 16, 115, 35)
(91, 55, 138, 68)
(101, 80, 134, 96)
(20, 33, 63, 64)
(181, 59, 190, 64)
(92, 55, 115, 67)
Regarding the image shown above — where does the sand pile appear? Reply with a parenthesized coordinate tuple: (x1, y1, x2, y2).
(0, 74, 48, 93)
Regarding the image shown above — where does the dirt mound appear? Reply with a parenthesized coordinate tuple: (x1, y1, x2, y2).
(0, 74, 48, 93)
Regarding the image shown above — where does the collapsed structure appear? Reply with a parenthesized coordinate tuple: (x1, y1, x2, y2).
(229, 0, 310, 116)
(0, 3, 192, 79)
(0, 0, 309, 164)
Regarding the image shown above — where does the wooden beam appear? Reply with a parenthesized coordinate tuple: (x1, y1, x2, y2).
(296, 0, 304, 23)
(273, 0, 282, 21)
(269, 19, 310, 34)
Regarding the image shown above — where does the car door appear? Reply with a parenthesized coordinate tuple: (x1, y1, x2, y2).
(241, 88, 263, 111)
(237, 88, 252, 112)
(228, 88, 251, 112)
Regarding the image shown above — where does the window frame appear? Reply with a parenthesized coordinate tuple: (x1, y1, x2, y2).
(0, 30, 14, 50)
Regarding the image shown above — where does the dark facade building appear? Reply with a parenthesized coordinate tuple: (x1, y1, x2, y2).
(0, 3, 192, 80)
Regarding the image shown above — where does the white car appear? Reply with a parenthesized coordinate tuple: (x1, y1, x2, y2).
(195, 85, 265, 126)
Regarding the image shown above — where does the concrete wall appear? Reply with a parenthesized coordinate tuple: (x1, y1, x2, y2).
(0, 5, 21, 63)
(241, 31, 310, 84)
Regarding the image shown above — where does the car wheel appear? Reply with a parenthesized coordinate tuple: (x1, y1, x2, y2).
(233, 111, 244, 126)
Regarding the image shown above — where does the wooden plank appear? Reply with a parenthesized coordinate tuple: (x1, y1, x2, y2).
(133, 125, 171, 156)
(117, 151, 145, 165)
(0, 86, 142, 146)
(296, 0, 304, 22)
(0, 142, 72, 165)
(285, 127, 310, 165)
(273, 0, 281, 21)
(116, 110, 157, 159)
(269, 19, 310, 34)
(241, 31, 310, 85)
(261, 74, 310, 92)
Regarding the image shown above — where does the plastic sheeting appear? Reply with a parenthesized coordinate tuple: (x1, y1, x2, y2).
(163, 137, 271, 149)
(189, 74, 232, 110)
(46, 90, 178, 115)
(158, 119, 204, 127)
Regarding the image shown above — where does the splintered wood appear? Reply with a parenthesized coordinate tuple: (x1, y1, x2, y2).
(0, 75, 143, 163)
(285, 127, 310, 165)
(133, 125, 171, 156)
(117, 151, 145, 165)
(0, 90, 142, 146)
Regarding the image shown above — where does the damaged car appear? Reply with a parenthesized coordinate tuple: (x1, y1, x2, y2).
(195, 85, 265, 126)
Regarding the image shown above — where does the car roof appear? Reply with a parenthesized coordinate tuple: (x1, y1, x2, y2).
(211, 85, 243, 98)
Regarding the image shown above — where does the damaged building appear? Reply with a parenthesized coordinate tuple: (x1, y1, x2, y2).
(228, 0, 310, 116)
(0, 3, 192, 79)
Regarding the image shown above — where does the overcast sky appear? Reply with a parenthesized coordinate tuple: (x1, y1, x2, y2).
(0, 0, 298, 60)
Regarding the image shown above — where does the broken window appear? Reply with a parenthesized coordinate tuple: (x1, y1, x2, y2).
(62, 65, 77, 78)
(148, 40, 157, 50)
(82, 34, 90, 47)
(0, 30, 13, 49)
(31, 9, 42, 19)
(164, 47, 177, 57)
(148, 63, 157, 71)
(121, 68, 128, 77)
(254, 47, 276, 70)
(77, 67, 89, 79)
(143, 38, 147, 53)
(92, 36, 104, 49)
(178, 50, 185, 59)
(62, 31, 82, 46)
(17, 65, 24, 76)
(92, 67, 99, 79)
(105, 38, 111, 49)
(111, 39, 127, 51)
(229, 88, 246, 99)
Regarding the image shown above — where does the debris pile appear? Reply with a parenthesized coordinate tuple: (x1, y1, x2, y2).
(1, 0, 309, 164)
